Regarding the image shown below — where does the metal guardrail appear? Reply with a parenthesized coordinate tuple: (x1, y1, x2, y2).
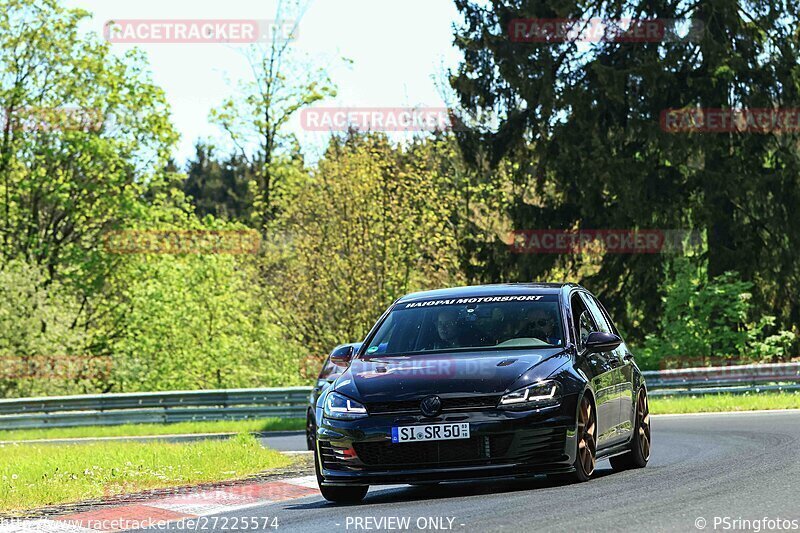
(0, 387, 311, 430)
(0, 363, 798, 430)
(643, 361, 800, 397)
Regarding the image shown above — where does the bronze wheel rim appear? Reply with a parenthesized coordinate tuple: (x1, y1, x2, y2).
(577, 396, 596, 476)
(637, 390, 651, 460)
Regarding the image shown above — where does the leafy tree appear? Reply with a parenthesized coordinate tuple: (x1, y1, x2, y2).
(449, 0, 800, 342)
(0, 0, 321, 397)
(264, 132, 465, 356)
(210, 0, 337, 228)
(0, 0, 179, 353)
(182, 143, 257, 223)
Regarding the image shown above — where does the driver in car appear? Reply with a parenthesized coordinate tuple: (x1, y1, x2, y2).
(514, 307, 561, 345)
(431, 308, 461, 350)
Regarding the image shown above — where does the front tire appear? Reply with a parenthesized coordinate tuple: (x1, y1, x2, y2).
(610, 388, 650, 471)
(571, 394, 597, 482)
(314, 447, 368, 503)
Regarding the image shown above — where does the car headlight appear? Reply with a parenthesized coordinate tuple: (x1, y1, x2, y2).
(324, 391, 368, 420)
(499, 380, 561, 410)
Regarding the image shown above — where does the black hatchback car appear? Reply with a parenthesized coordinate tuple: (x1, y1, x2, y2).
(314, 283, 650, 503)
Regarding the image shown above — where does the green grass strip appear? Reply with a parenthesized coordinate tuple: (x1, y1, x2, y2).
(0, 417, 304, 442)
(650, 391, 800, 414)
(0, 434, 292, 513)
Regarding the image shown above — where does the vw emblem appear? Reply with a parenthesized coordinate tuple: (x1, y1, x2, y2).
(420, 395, 442, 417)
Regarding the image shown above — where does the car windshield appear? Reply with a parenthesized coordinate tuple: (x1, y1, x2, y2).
(363, 295, 564, 356)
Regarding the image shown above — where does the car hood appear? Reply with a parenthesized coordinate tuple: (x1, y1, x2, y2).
(334, 348, 569, 403)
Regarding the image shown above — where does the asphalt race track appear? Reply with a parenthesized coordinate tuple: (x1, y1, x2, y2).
(136, 411, 800, 532)
(257, 432, 310, 452)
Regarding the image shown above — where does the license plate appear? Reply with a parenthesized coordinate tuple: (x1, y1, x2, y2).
(391, 423, 470, 443)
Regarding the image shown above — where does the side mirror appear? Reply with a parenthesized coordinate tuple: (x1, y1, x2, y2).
(330, 345, 355, 367)
(585, 331, 623, 353)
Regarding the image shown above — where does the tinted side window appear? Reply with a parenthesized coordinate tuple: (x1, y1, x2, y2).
(580, 293, 612, 334)
(570, 293, 596, 352)
(319, 354, 344, 380)
(319, 357, 336, 380)
(595, 298, 620, 336)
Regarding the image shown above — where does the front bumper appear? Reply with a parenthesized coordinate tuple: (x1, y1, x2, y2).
(316, 393, 579, 486)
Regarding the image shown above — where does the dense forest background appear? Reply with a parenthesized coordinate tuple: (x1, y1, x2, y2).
(1, 0, 797, 397)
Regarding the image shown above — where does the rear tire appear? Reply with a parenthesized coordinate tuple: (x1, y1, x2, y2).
(306, 411, 316, 451)
(571, 394, 597, 482)
(314, 447, 368, 504)
(610, 388, 650, 471)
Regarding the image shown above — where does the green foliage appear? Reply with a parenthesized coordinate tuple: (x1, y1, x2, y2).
(0, 261, 97, 397)
(182, 143, 257, 223)
(449, 0, 800, 342)
(638, 257, 796, 369)
(264, 133, 467, 357)
(0, 0, 180, 386)
(0, 0, 308, 397)
(110, 241, 306, 391)
(749, 330, 798, 362)
(1, 0, 797, 400)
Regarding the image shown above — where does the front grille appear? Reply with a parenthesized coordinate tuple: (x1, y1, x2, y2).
(442, 396, 500, 410)
(353, 434, 514, 468)
(366, 400, 419, 414)
(366, 395, 500, 415)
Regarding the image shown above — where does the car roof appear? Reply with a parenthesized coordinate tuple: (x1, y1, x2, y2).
(396, 283, 582, 303)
